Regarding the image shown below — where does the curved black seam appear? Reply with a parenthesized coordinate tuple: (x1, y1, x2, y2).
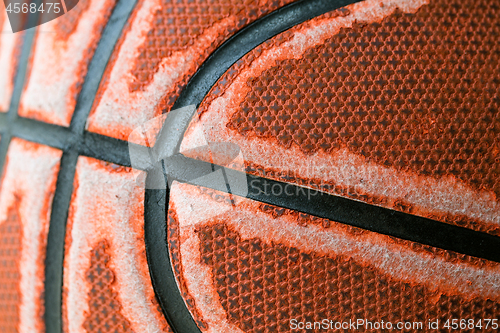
(171, 0, 361, 111)
(43, 0, 138, 332)
(164, 155, 500, 264)
(147, 0, 363, 332)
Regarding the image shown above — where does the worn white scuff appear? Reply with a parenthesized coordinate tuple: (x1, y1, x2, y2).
(0, 11, 17, 112)
(19, 0, 116, 125)
(0, 139, 61, 333)
(86, 0, 237, 143)
(65, 157, 165, 333)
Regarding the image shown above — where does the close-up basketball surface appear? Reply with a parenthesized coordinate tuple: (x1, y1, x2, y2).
(0, 0, 499, 332)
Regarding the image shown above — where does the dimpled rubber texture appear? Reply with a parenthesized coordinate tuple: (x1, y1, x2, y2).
(129, 0, 295, 93)
(19, 0, 117, 126)
(229, 0, 500, 196)
(171, 0, 500, 324)
(198, 222, 500, 333)
(0, 139, 62, 333)
(87, 0, 296, 143)
(0, 202, 22, 332)
(167, 182, 500, 333)
(83, 241, 133, 333)
(188, 0, 500, 235)
(63, 157, 172, 333)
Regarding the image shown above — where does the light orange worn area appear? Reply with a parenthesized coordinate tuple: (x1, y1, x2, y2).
(18, 0, 117, 126)
(0, 138, 61, 333)
(86, 0, 295, 144)
(0, 198, 23, 332)
(0, 3, 4, 38)
(183, 0, 500, 234)
(63, 157, 171, 333)
(168, 181, 500, 333)
(0, 6, 20, 112)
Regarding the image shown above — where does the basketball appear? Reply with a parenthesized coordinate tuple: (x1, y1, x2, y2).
(0, 0, 499, 332)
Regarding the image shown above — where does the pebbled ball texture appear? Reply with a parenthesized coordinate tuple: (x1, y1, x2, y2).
(173, 0, 500, 332)
(0, 0, 499, 332)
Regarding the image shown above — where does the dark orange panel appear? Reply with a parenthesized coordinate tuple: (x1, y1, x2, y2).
(183, 0, 500, 235)
(82, 241, 135, 333)
(168, 181, 500, 333)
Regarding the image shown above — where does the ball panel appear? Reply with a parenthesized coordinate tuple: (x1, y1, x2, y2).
(0, 138, 62, 333)
(87, 0, 296, 144)
(18, 0, 117, 126)
(230, 0, 499, 197)
(198, 223, 498, 333)
(63, 157, 171, 333)
(186, 0, 500, 234)
(168, 182, 500, 333)
(126, 0, 296, 94)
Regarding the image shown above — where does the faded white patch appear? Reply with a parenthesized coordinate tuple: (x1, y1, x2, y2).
(0, 14, 17, 112)
(181, 229, 246, 333)
(171, 182, 247, 333)
(0, 139, 61, 333)
(86, 0, 236, 143)
(19, 0, 116, 125)
(65, 157, 164, 333)
(172, 182, 500, 310)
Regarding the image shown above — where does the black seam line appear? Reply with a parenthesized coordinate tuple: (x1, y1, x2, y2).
(12, 108, 499, 264)
(43, 0, 138, 332)
(0, 27, 37, 181)
(69, 0, 138, 133)
(43, 151, 78, 332)
(166, 155, 500, 264)
(147, 0, 371, 332)
(0, 0, 43, 176)
(0, 0, 493, 332)
(0, 113, 137, 168)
